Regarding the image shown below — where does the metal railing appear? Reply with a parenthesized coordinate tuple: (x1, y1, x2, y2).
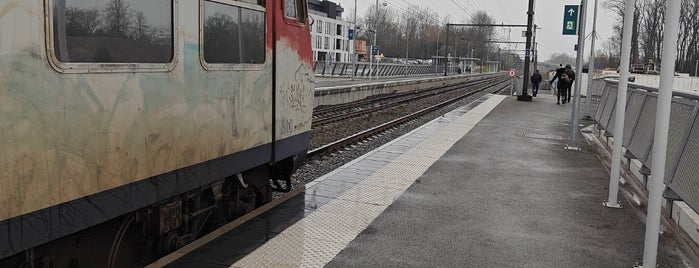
(593, 78, 699, 212)
(314, 61, 470, 77)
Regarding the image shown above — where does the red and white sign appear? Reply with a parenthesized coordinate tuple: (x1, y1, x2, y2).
(508, 69, 517, 77)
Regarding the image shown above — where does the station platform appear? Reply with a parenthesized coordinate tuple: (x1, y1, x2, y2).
(154, 93, 696, 268)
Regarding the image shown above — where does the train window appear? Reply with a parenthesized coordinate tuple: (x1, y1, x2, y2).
(203, 0, 265, 64)
(284, 0, 297, 19)
(284, 0, 306, 22)
(240, 8, 265, 63)
(52, 0, 173, 63)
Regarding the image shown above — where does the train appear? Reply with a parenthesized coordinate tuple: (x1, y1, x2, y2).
(0, 0, 314, 266)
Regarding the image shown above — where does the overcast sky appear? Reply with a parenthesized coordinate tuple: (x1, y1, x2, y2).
(331, 0, 618, 61)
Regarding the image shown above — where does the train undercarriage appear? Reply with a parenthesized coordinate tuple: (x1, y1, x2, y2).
(0, 157, 297, 268)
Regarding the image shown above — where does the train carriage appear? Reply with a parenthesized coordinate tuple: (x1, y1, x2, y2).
(0, 0, 314, 266)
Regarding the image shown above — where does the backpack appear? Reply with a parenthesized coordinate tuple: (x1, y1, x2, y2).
(560, 73, 570, 84)
(565, 69, 575, 81)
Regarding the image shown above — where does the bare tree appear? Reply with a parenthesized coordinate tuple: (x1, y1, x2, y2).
(65, 7, 101, 36)
(103, 0, 132, 37)
(640, 0, 665, 64)
(351, 4, 519, 71)
(602, 0, 642, 64)
(604, 37, 621, 67)
(604, 0, 699, 74)
(203, 12, 240, 63)
(677, 0, 699, 74)
(468, 11, 495, 61)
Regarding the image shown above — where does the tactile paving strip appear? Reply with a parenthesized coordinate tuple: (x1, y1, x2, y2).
(357, 175, 415, 191)
(336, 184, 405, 206)
(232, 95, 506, 268)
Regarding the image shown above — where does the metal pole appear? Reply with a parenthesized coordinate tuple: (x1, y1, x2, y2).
(517, 0, 535, 101)
(604, 0, 635, 208)
(435, 29, 440, 75)
(584, 0, 599, 119)
(532, 26, 537, 73)
(351, 0, 357, 80)
(405, 34, 409, 76)
(445, 23, 450, 76)
(374, 0, 379, 80)
(642, 0, 681, 266)
(695, 59, 698, 77)
(566, 0, 587, 150)
(369, 36, 373, 80)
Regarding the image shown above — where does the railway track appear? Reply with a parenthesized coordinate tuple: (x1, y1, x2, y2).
(311, 77, 501, 128)
(309, 78, 510, 149)
(308, 78, 511, 159)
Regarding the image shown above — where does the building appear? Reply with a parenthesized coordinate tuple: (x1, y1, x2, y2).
(308, 0, 352, 63)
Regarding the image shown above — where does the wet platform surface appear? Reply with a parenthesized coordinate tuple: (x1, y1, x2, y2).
(161, 93, 695, 267)
(327, 94, 690, 267)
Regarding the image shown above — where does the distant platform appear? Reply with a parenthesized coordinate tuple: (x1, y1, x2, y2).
(314, 74, 446, 89)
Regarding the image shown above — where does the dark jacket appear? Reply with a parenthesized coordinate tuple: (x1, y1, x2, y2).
(531, 72, 542, 84)
(549, 67, 571, 90)
(565, 68, 576, 82)
(550, 67, 566, 84)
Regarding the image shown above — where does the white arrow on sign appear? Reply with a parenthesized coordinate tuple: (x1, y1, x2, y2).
(568, 8, 576, 16)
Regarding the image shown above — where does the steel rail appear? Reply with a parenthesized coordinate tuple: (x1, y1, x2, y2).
(311, 78, 500, 127)
(312, 77, 502, 117)
(307, 79, 511, 159)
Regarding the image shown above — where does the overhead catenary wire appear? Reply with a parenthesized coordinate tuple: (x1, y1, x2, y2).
(494, 0, 512, 24)
(448, 0, 473, 18)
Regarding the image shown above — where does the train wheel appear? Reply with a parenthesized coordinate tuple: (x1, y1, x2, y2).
(225, 184, 256, 220)
(106, 214, 151, 267)
(158, 231, 181, 257)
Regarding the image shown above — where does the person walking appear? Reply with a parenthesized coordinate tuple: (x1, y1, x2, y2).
(550, 64, 565, 87)
(550, 64, 571, 104)
(564, 64, 576, 102)
(530, 69, 542, 97)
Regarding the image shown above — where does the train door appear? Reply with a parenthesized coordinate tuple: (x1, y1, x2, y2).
(270, 0, 314, 190)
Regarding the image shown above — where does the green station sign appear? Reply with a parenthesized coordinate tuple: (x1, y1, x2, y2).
(562, 5, 579, 35)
